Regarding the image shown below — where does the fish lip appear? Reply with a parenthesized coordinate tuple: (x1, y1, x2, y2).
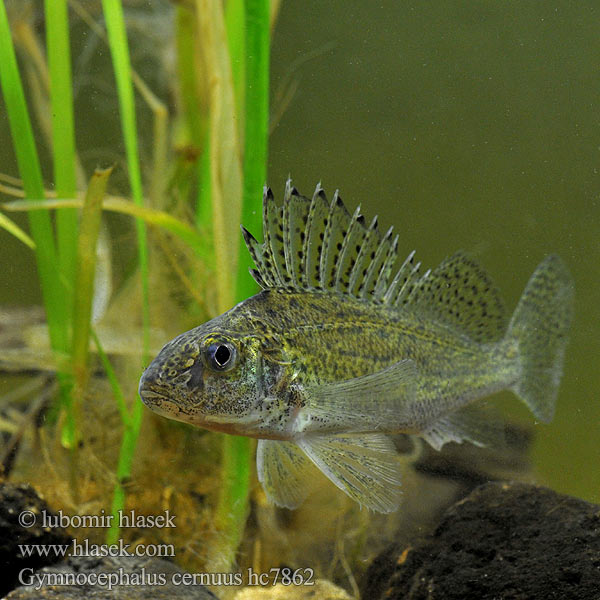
(138, 390, 185, 421)
(138, 381, 172, 407)
(139, 389, 169, 403)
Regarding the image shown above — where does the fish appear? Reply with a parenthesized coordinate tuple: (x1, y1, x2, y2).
(139, 181, 574, 513)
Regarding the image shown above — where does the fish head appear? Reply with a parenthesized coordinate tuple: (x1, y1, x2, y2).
(138, 312, 273, 435)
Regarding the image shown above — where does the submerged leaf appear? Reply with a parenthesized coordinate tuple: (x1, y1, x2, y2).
(3, 196, 209, 259)
(0, 211, 35, 249)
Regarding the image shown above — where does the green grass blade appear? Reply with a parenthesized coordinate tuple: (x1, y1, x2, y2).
(66, 167, 111, 494)
(196, 0, 243, 312)
(211, 0, 270, 573)
(100, 0, 149, 540)
(4, 196, 210, 259)
(0, 0, 65, 349)
(107, 410, 141, 544)
(72, 168, 112, 398)
(101, 0, 149, 361)
(213, 435, 252, 568)
(174, 4, 213, 249)
(175, 4, 208, 150)
(0, 211, 35, 249)
(236, 0, 269, 302)
(44, 0, 78, 307)
(92, 329, 130, 428)
(91, 328, 135, 545)
(225, 0, 246, 127)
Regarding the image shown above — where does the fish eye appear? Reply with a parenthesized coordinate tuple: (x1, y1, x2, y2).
(206, 341, 237, 372)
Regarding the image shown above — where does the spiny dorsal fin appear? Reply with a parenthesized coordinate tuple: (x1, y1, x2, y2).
(243, 183, 505, 345)
(362, 227, 399, 300)
(303, 183, 329, 289)
(263, 188, 288, 287)
(244, 181, 409, 301)
(334, 206, 365, 292)
(348, 215, 379, 296)
(319, 190, 351, 289)
(282, 180, 310, 288)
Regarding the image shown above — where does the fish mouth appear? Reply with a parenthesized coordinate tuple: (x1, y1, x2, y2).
(138, 388, 169, 405)
(138, 373, 203, 424)
(138, 388, 187, 422)
(138, 371, 174, 412)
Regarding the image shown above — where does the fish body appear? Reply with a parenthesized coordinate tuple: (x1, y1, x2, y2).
(139, 182, 573, 512)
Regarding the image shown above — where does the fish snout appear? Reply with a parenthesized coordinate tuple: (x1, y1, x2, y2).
(138, 363, 160, 405)
(138, 358, 177, 407)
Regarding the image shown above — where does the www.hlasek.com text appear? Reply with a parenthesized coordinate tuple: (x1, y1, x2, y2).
(19, 539, 175, 560)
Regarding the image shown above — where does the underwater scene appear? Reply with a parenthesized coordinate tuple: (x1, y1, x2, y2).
(0, 1, 598, 599)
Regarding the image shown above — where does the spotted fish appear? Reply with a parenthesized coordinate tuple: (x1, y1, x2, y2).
(139, 181, 574, 512)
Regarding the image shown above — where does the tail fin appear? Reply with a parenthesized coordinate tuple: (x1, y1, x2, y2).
(507, 255, 574, 422)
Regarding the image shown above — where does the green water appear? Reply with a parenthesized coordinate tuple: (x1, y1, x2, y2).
(1, 1, 598, 506)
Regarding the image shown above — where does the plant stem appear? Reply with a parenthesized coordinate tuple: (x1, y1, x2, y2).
(72, 168, 113, 404)
(211, 0, 270, 573)
(101, 0, 149, 361)
(0, 0, 62, 348)
(236, 0, 270, 302)
(44, 0, 78, 308)
(101, 0, 149, 540)
(196, 0, 243, 313)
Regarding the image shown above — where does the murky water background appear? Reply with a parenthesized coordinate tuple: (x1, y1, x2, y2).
(1, 1, 598, 506)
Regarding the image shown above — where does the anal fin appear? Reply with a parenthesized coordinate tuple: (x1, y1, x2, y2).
(422, 403, 505, 451)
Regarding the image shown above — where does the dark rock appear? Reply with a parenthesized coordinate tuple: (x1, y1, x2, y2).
(0, 482, 72, 598)
(5, 554, 218, 599)
(363, 481, 600, 600)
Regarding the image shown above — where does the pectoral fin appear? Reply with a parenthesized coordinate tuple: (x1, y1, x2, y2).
(298, 433, 402, 513)
(299, 359, 418, 434)
(256, 440, 313, 509)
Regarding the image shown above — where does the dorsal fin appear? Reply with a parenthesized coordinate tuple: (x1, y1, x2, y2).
(400, 251, 507, 343)
(263, 188, 288, 287)
(303, 183, 329, 289)
(319, 190, 351, 289)
(245, 182, 409, 300)
(282, 180, 310, 288)
(242, 183, 505, 342)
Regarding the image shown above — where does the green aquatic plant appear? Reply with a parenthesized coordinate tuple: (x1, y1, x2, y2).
(215, 0, 270, 572)
(0, 0, 271, 570)
(0, 0, 79, 488)
(100, 0, 149, 546)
